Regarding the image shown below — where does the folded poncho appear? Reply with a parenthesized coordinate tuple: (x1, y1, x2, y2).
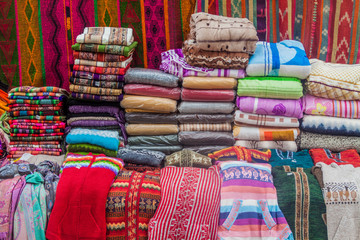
(124, 68, 179, 87)
(237, 77, 303, 99)
(126, 124, 178, 136)
(246, 40, 311, 79)
(177, 113, 233, 123)
(165, 149, 212, 168)
(124, 84, 181, 100)
(178, 131, 235, 146)
(70, 77, 124, 89)
(301, 115, 360, 136)
(189, 12, 258, 54)
(73, 51, 131, 62)
(76, 27, 134, 45)
(117, 148, 165, 167)
(181, 88, 235, 102)
(74, 57, 132, 68)
(233, 125, 300, 141)
(71, 92, 123, 102)
(235, 140, 298, 152)
(182, 77, 237, 89)
(208, 146, 271, 163)
(120, 95, 177, 113)
(66, 128, 120, 151)
(127, 135, 179, 146)
(72, 41, 138, 57)
(72, 71, 125, 81)
(178, 101, 234, 114)
(125, 113, 178, 124)
(179, 123, 232, 132)
(306, 59, 360, 100)
(237, 96, 304, 118)
(73, 64, 130, 75)
(304, 94, 360, 118)
(234, 110, 299, 127)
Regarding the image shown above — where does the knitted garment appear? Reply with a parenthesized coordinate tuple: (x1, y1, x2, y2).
(106, 170, 161, 240)
(165, 149, 212, 168)
(272, 166, 327, 240)
(309, 148, 360, 167)
(218, 161, 293, 239)
(208, 146, 271, 163)
(46, 153, 124, 240)
(67, 144, 118, 157)
(269, 149, 314, 168)
(148, 166, 221, 239)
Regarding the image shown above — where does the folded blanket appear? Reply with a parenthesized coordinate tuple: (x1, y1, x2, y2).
(125, 113, 178, 124)
(177, 113, 233, 123)
(10, 123, 65, 129)
(11, 115, 66, 121)
(9, 95, 64, 101)
(304, 94, 360, 118)
(237, 96, 304, 118)
(72, 71, 125, 81)
(73, 64, 130, 75)
(208, 146, 271, 163)
(182, 40, 249, 69)
(67, 116, 116, 124)
(182, 77, 237, 89)
(124, 84, 181, 100)
(68, 120, 119, 128)
(9, 119, 64, 125)
(124, 68, 179, 87)
(10, 147, 61, 152)
(10, 128, 64, 134)
(306, 59, 360, 100)
(178, 131, 235, 146)
(9, 92, 66, 98)
(9, 99, 61, 105)
(234, 110, 299, 127)
(237, 77, 303, 99)
(159, 49, 246, 78)
(181, 88, 235, 101)
(66, 128, 120, 151)
(11, 143, 60, 148)
(74, 57, 132, 68)
(301, 115, 360, 136)
(69, 84, 122, 96)
(120, 95, 177, 113)
(184, 145, 235, 155)
(67, 98, 122, 107)
(72, 41, 138, 57)
(73, 51, 131, 62)
(189, 12, 258, 53)
(9, 102, 63, 108)
(10, 132, 64, 137)
(127, 145, 183, 155)
(76, 27, 134, 45)
(117, 148, 165, 167)
(246, 40, 311, 79)
(8, 151, 61, 156)
(9, 86, 69, 95)
(127, 135, 179, 146)
(297, 131, 360, 152)
(125, 124, 178, 136)
(269, 149, 314, 168)
(10, 136, 63, 141)
(123, 163, 160, 172)
(165, 149, 212, 168)
(179, 123, 232, 132)
(67, 143, 117, 157)
(10, 106, 62, 112)
(233, 125, 300, 141)
(309, 148, 360, 167)
(70, 77, 124, 89)
(9, 110, 62, 117)
(71, 92, 123, 102)
(178, 101, 234, 114)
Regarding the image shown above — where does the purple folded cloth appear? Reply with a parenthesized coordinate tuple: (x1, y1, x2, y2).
(69, 120, 120, 127)
(72, 71, 125, 81)
(236, 96, 304, 119)
(69, 105, 120, 115)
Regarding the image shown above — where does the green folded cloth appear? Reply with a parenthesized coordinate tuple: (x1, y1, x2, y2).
(71, 41, 138, 57)
(67, 143, 117, 157)
(237, 77, 303, 99)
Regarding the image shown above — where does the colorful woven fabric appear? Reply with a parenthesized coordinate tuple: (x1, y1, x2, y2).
(71, 92, 123, 102)
(11, 116, 66, 121)
(72, 71, 125, 82)
(165, 149, 212, 168)
(70, 78, 124, 89)
(9, 110, 62, 117)
(208, 146, 271, 163)
(76, 27, 134, 45)
(235, 110, 300, 128)
(73, 51, 131, 62)
(179, 123, 232, 132)
(106, 170, 161, 240)
(9, 86, 69, 94)
(74, 57, 133, 68)
(72, 42, 138, 57)
(69, 84, 122, 96)
(235, 140, 298, 152)
(73, 64, 130, 75)
(9, 99, 61, 105)
(309, 148, 360, 167)
(233, 125, 300, 141)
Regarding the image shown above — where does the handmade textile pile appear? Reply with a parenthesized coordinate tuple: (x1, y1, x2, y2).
(299, 59, 360, 152)
(7, 87, 68, 161)
(234, 40, 311, 152)
(71, 27, 137, 102)
(121, 68, 182, 155)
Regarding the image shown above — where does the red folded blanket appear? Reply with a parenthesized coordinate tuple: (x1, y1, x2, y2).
(181, 88, 236, 102)
(124, 84, 181, 100)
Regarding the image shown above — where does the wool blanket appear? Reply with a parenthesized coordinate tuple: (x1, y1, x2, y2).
(9, 92, 66, 98)
(148, 166, 220, 240)
(74, 57, 133, 68)
(304, 94, 360, 119)
(73, 51, 131, 62)
(10, 136, 63, 142)
(233, 125, 300, 141)
(180, 123, 232, 132)
(178, 101, 234, 114)
(9, 86, 69, 95)
(309, 148, 360, 167)
(235, 110, 299, 128)
(165, 149, 212, 168)
(306, 59, 360, 100)
(71, 93, 123, 102)
(125, 68, 179, 88)
(68, 120, 119, 128)
(217, 161, 293, 239)
(70, 77, 124, 89)
(185, 146, 233, 155)
(177, 114, 233, 123)
(10, 128, 64, 134)
(181, 88, 235, 102)
(269, 149, 314, 168)
(10, 147, 61, 152)
(124, 84, 181, 100)
(126, 124, 178, 136)
(125, 113, 178, 124)
(235, 140, 298, 152)
(160, 49, 246, 78)
(9, 99, 61, 105)
(182, 77, 237, 89)
(127, 135, 179, 146)
(121, 95, 177, 113)
(127, 145, 183, 155)
(67, 116, 116, 125)
(208, 146, 271, 163)
(72, 42, 138, 57)
(297, 131, 360, 152)
(72, 71, 125, 82)
(178, 131, 235, 146)
(68, 105, 122, 116)
(76, 27, 133, 45)
(182, 40, 249, 69)
(67, 98, 123, 107)
(10, 106, 62, 112)
(272, 166, 327, 240)
(302, 115, 360, 136)
(10, 132, 63, 137)
(10, 110, 63, 117)
(67, 144, 117, 157)
(189, 12, 258, 53)
(11, 115, 66, 121)
(246, 40, 311, 79)
(237, 97, 304, 119)
(9, 95, 64, 101)
(237, 77, 303, 99)
(73, 64, 130, 75)
(70, 84, 122, 96)
(117, 148, 165, 167)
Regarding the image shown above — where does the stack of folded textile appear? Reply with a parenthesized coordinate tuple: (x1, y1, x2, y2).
(299, 59, 360, 152)
(121, 68, 182, 154)
(71, 27, 137, 102)
(177, 76, 236, 154)
(65, 99, 126, 157)
(7, 87, 68, 161)
(234, 40, 311, 152)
